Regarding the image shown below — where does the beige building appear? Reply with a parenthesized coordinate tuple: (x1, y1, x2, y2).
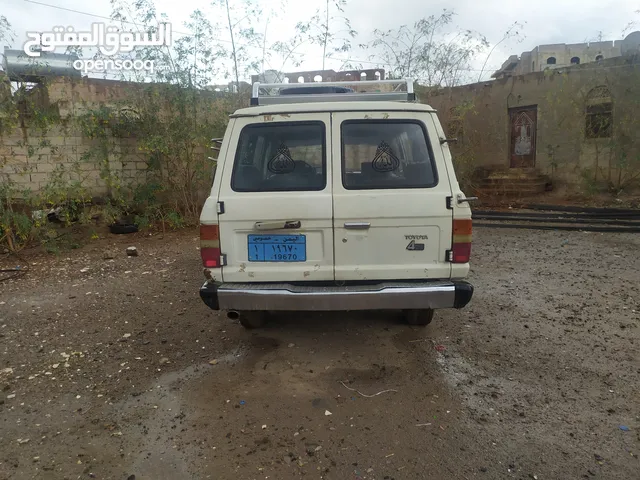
(493, 31, 640, 78)
(425, 54, 640, 194)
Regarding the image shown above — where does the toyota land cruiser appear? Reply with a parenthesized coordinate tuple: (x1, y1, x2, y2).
(199, 79, 474, 328)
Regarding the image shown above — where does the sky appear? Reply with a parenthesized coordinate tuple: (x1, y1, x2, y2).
(1, 0, 639, 84)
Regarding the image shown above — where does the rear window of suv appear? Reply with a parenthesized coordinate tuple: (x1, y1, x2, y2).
(231, 122, 326, 192)
(341, 120, 438, 190)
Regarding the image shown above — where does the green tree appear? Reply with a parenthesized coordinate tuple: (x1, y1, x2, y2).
(370, 9, 489, 86)
(213, 0, 263, 92)
(300, 0, 357, 70)
(0, 15, 13, 46)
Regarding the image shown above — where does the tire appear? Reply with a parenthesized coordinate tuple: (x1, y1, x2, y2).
(404, 309, 435, 326)
(109, 223, 139, 234)
(238, 311, 267, 329)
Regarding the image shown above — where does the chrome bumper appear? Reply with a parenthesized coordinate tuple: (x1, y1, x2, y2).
(200, 281, 473, 311)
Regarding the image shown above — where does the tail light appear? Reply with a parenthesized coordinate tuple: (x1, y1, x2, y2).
(452, 218, 472, 263)
(200, 224, 221, 268)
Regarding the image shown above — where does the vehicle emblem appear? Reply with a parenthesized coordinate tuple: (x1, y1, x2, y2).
(406, 240, 425, 251)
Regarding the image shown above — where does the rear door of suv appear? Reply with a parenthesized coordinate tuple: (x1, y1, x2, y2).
(217, 113, 334, 282)
(331, 111, 453, 281)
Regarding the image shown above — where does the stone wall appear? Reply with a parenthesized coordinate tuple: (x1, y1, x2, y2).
(1, 77, 146, 195)
(0, 125, 147, 195)
(0, 76, 227, 197)
(5, 62, 640, 198)
(424, 55, 640, 191)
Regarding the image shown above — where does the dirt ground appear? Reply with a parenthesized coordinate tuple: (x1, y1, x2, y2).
(0, 227, 638, 480)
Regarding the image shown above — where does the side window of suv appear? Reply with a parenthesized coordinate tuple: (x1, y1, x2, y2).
(341, 120, 438, 190)
(231, 122, 326, 192)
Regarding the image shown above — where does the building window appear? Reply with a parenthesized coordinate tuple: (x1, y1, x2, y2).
(532, 61, 535, 70)
(570, 56, 580, 64)
(546, 57, 556, 65)
(595, 54, 604, 61)
(585, 86, 612, 138)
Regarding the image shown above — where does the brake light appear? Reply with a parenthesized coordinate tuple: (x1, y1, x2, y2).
(452, 218, 472, 263)
(200, 224, 221, 268)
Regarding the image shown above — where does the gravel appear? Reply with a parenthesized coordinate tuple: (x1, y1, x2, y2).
(0, 228, 638, 479)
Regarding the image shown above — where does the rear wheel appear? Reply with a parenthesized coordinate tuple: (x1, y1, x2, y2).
(238, 311, 267, 329)
(404, 309, 434, 326)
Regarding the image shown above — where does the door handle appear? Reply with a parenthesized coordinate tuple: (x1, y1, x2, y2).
(344, 222, 371, 230)
(254, 220, 301, 230)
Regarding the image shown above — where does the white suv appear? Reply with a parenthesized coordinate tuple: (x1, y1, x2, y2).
(199, 79, 474, 328)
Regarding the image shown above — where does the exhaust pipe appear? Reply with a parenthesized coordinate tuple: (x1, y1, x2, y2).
(226, 310, 240, 320)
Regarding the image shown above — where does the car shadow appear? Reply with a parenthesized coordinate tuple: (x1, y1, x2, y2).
(260, 309, 407, 332)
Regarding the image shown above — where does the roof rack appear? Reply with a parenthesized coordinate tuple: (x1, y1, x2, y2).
(250, 78, 415, 106)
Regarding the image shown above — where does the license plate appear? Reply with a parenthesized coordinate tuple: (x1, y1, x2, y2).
(248, 234, 306, 262)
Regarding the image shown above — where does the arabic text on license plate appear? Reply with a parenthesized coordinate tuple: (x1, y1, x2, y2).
(248, 234, 306, 262)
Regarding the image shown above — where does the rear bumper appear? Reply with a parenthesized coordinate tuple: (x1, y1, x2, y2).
(199, 280, 473, 311)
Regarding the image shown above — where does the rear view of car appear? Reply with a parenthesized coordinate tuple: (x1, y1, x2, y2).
(199, 79, 474, 328)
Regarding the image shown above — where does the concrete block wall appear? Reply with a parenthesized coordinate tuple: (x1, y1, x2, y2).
(0, 76, 228, 197)
(0, 123, 119, 195)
